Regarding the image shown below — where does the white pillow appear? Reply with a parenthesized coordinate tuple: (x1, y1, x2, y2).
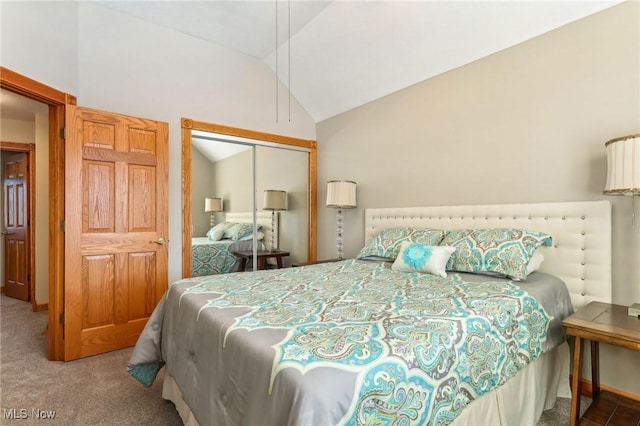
(206, 222, 233, 241)
(391, 242, 456, 278)
(526, 250, 544, 275)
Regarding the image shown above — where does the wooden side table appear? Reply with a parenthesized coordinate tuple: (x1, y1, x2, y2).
(232, 250, 290, 272)
(562, 301, 640, 425)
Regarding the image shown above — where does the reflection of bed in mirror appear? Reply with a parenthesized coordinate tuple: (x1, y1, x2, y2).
(183, 119, 317, 279)
(191, 212, 277, 276)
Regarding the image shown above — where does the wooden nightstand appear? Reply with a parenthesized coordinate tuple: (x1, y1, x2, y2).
(232, 250, 290, 271)
(562, 301, 640, 426)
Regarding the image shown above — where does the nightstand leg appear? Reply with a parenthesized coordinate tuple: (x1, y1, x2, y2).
(590, 340, 600, 399)
(570, 336, 583, 426)
(238, 258, 247, 272)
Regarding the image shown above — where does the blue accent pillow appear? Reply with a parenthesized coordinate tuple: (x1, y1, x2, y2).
(357, 227, 446, 260)
(391, 242, 456, 277)
(440, 228, 552, 280)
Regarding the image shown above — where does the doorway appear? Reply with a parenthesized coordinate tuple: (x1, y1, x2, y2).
(1, 144, 36, 304)
(1, 66, 69, 360)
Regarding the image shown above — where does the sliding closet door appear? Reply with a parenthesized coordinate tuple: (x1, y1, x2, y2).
(182, 119, 316, 278)
(255, 146, 308, 265)
(192, 140, 256, 273)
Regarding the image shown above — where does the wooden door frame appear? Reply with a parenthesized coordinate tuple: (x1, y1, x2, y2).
(1, 142, 36, 308)
(1, 66, 76, 361)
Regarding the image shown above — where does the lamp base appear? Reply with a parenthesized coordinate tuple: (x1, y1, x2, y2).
(270, 210, 277, 251)
(336, 208, 344, 260)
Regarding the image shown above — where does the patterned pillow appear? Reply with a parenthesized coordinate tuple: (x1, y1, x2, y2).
(237, 227, 263, 241)
(206, 221, 233, 241)
(441, 228, 552, 280)
(391, 242, 456, 277)
(223, 223, 258, 241)
(357, 227, 446, 260)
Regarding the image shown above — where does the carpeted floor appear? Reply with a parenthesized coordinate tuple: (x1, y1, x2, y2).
(0, 294, 182, 425)
(0, 294, 587, 425)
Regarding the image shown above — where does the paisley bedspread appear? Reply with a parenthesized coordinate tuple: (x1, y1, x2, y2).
(129, 259, 555, 425)
(191, 238, 258, 276)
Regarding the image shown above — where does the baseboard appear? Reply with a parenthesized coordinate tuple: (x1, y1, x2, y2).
(571, 375, 640, 403)
(35, 303, 48, 312)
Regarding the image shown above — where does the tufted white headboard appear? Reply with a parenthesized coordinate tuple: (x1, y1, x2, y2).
(364, 201, 612, 310)
(225, 211, 278, 250)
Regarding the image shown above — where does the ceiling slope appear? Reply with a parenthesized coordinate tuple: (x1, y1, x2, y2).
(28, 1, 630, 122)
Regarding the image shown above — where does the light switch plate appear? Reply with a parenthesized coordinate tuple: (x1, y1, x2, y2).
(629, 303, 640, 318)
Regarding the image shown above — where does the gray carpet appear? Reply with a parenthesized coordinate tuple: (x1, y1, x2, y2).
(0, 294, 182, 425)
(0, 294, 585, 425)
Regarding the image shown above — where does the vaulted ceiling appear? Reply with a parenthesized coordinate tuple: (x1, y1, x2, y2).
(1, 1, 624, 126)
(95, 0, 623, 122)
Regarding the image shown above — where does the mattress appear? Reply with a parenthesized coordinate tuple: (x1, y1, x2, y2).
(129, 259, 573, 425)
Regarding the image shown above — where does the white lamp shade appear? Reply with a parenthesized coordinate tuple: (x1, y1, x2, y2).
(326, 180, 357, 208)
(604, 134, 640, 195)
(263, 190, 287, 211)
(205, 197, 223, 212)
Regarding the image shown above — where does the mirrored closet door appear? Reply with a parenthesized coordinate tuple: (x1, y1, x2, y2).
(181, 118, 317, 278)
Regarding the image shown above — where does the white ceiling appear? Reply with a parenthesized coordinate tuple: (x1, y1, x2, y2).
(192, 135, 252, 163)
(95, 0, 623, 122)
(1, 1, 624, 129)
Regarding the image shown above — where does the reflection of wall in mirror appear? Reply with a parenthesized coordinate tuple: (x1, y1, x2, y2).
(257, 146, 308, 266)
(210, 146, 309, 266)
(191, 147, 215, 237)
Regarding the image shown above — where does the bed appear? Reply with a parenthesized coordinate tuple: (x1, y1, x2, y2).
(191, 212, 278, 276)
(130, 200, 612, 425)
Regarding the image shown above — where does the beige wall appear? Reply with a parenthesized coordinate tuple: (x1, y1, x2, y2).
(191, 147, 216, 237)
(0, 115, 50, 305)
(317, 1, 640, 394)
(211, 149, 255, 212)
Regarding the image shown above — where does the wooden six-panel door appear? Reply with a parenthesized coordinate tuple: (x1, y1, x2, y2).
(64, 105, 168, 360)
(3, 152, 30, 301)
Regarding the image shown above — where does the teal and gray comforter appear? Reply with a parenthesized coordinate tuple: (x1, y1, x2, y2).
(191, 237, 259, 276)
(129, 259, 572, 425)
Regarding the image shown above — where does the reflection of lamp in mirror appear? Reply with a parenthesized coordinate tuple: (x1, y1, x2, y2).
(205, 197, 223, 228)
(263, 190, 287, 251)
(326, 180, 357, 260)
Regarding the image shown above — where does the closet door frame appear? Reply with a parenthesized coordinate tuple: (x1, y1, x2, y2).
(181, 118, 317, 278)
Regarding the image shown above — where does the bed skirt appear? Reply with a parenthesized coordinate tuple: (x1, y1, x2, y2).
(162, 341, 570, 426)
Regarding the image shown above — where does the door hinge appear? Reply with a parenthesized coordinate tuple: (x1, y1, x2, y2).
(59, 313, 64, 325)
(60, 220, 65, 233)
(60, 128, 66, 140)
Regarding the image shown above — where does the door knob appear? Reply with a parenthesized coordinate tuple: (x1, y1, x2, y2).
(1, 229, 9, 235)
(149, 238, 168, 245)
